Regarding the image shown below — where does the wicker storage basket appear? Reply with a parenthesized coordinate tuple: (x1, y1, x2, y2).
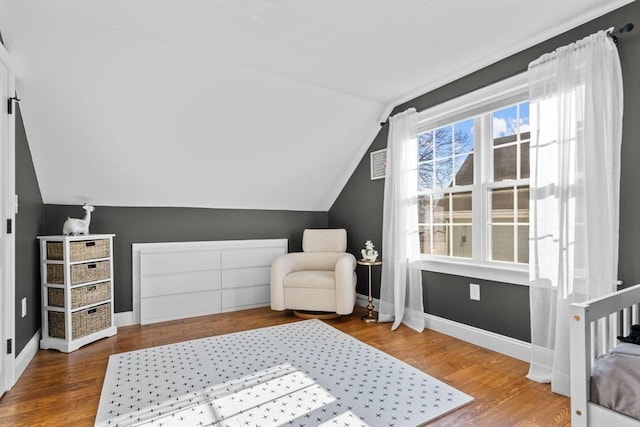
(48, 302, 112, 339)
(47, 260, 110, 285)
(47, 311, 66, 339)
(46, 239, 110, 262)
(48, 281, 111, 309)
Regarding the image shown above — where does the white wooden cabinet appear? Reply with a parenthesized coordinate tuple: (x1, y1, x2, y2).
(38, 234, 117, 353)
(133, 239, 287, 325)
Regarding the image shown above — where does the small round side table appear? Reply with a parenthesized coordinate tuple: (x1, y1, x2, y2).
(357, 259, 382, 323)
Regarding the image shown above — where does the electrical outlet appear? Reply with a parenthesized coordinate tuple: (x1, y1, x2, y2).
(21, 297, 27, 317)
(470, 283, 480, 301)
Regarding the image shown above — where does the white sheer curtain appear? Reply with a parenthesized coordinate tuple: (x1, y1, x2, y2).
(527, 30, 623, 396)
(379, 107, 425, 333)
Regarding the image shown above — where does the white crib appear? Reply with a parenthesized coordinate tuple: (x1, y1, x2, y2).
(570, 283, 640, 427)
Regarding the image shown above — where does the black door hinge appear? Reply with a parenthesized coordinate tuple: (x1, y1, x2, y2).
(7, 96, 20, 115)
(6, 218, 11, 234)
(6, 338, 12, 355)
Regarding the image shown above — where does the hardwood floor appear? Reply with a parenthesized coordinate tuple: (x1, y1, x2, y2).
(0, 306, 570, 426)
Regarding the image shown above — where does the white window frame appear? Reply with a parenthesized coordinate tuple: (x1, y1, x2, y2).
(417, 72, 530, 286)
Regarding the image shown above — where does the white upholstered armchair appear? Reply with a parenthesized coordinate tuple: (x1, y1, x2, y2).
(271, 229, 357, 317)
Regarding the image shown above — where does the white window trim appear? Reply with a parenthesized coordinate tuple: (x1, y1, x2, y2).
(417, 73, 529, 133)
(417, 72, 530, 286)
(420, 258, 529, 285)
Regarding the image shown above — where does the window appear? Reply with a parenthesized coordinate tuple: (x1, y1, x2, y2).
(418, 119, 474, 258)
(416, 73, 530, 284)
(489, 103, 530, 264)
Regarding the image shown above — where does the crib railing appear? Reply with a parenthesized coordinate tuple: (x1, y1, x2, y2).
(569, 284, 640, 427)
(589, 300, 639, 359)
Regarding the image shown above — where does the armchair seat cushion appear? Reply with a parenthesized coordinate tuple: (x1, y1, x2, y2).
(283, 271, 334, 289)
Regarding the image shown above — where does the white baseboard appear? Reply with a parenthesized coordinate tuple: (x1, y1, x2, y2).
(114, 311, 135, 327)
(14, 329, 40, 386)
(356, 293, 531, 362)
(423, 312, 531, 362)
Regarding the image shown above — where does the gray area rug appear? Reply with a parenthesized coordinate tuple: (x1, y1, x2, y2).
(96, 319, 473, 426)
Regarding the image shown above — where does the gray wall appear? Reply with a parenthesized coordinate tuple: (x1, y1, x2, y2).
(15, 105, 44, 355)
(43, 206, 327, 312)
(329, 1, 640, 342)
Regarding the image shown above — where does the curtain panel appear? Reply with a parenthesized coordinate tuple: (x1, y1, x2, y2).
(379, 108, 425, 333)
(527, 29, 623, 396)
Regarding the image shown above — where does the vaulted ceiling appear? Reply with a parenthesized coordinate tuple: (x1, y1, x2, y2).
(0, 0, 632, 211)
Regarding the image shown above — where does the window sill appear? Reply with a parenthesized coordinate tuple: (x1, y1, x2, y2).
(420, 257, 529, 286)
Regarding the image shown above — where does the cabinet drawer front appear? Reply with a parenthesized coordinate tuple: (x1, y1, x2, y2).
(48, 281, 111, 309)
(46, 239, 110, 262)
(48, 302, 112, 339)
(222, 247, 285, 269)
(141, 291, 221, 325)
(140, 250, 221, 276)
(46, 260, 111, 285)
(70, 239, 111, 262)
(221, 267, 270, 289)
(221, 286, 270, 309)
(70, 261, 110, 285)
(71, 303, 112, 339)
(141, 271, 221, 298)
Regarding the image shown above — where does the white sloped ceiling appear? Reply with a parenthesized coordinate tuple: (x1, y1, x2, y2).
(0, 0, 633, 211)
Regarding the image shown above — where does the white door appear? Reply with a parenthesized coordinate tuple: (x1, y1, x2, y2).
(0, 43, 16, 399)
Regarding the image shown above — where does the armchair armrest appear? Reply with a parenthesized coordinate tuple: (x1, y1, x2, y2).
(271, 253, 308, 311)
(335, 253, 357, 314)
